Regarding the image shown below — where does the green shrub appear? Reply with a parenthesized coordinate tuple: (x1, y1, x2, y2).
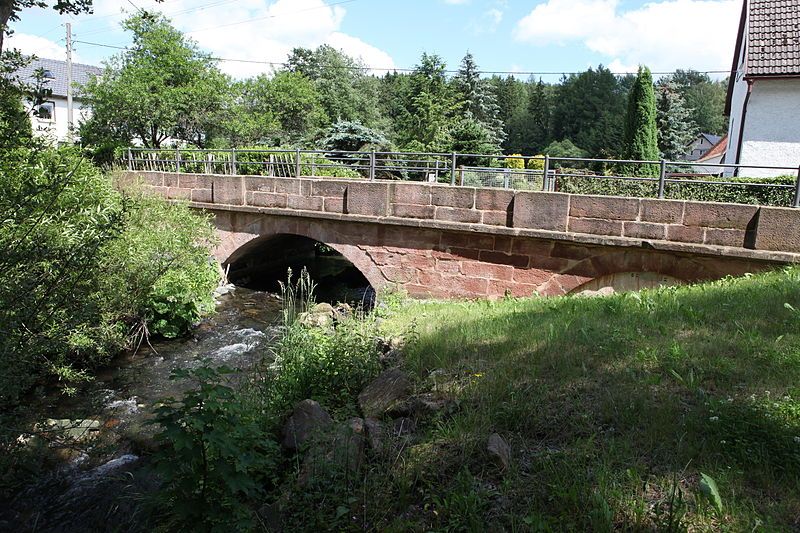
(150, 364, 281, 531)
(557, 174, 796, 206)
(0, 146, 219, 404)
(267, 317, 382, 416)
(505, 154, 524, 170)
(101, 192, 219, 340)
(527, 155, 545, 171)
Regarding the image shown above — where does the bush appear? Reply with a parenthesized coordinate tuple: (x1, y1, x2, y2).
(267, 318, 382, 415)
(0, 146, 219, 404)
(527, 155, 545, 171)
(101, 192, 219, 340)
(557, 174, 796, 206)
(505, 154, 524, 170)
(150, 364, 281, 530)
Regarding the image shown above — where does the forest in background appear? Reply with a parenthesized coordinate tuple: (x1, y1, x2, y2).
(78, 13, 729, 164)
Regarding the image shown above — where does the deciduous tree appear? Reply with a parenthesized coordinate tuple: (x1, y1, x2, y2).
(80, 12, 229, 149)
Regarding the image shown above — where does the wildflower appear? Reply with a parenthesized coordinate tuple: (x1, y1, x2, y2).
(709, 416, 719, 422)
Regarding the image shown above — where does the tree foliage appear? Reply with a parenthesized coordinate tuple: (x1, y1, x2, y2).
(453, 52, 505, 145)
(80, 12, 229, 149)
(623, 66, 659, 175)
(656, 80, 697, 160)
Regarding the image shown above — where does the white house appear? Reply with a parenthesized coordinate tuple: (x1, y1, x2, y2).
(684, 133, 722, 161)
(15, 57, 101, 142)
(724, 0, 800, 177)
(693, 134, 728, 174)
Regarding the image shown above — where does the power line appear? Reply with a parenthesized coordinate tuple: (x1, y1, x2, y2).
(72, 40, 730, 77)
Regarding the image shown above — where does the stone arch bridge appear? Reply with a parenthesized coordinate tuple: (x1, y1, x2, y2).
(122, 171, 800, 298)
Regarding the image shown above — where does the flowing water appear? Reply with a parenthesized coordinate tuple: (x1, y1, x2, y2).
(1, 287, 284, 532)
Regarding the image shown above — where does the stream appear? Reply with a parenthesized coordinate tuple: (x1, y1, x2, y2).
(1, 287, 284, 532)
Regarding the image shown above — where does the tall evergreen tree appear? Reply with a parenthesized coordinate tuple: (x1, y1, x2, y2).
(551, 66, 627, 157)
(526, 79, 551, 153)
(671, 69, 728, 135)
(622, 66, 659, 175)
(452, 52, 505, 145)
(655, 80, 697, 160)
(396, 53, 459, 151)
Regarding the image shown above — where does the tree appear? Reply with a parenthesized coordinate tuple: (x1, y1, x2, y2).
(80, 12, 229, 149)
(487, 75, 529, 153)
(622, 66, 659, 175)
(449, 117, 500, 165)
(656, 80, 697, 160)
(671, 69, 728, 135)
(526, 79, 552, 153)
(286, 45, 383, 129)
(396, 53, 459, 151)
(551, 66, 628, 157)
(318, 120, 391, 153)
(452, 52, 505, 145)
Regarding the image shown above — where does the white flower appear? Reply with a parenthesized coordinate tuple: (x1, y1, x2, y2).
(709, 416, 719, 422)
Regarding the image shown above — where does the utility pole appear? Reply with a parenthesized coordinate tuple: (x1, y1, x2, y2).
(65, 22, 74, 134)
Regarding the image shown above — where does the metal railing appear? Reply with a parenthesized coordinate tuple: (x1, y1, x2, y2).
(125, 147, 800, 208)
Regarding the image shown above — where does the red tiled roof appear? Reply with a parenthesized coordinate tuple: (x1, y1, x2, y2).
(746, 0, 800, 77)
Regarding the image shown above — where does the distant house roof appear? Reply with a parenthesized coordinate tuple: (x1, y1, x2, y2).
(697, 134, 728, 162)
(15, 57, 102, 98)
(699, 133, 722, 145)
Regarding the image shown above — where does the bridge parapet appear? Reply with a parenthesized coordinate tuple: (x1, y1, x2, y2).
(123, 171, 800, 258)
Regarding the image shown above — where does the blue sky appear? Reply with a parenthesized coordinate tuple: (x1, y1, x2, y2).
(9, 0, 740, 80)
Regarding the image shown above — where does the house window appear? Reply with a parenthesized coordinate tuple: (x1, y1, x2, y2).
(37, 101, 55, 121)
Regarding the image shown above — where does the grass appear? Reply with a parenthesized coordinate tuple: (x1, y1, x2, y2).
(362, 267, 800, 531)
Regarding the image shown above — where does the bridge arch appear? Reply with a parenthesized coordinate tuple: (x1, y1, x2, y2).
(556, 249, 725, 295)
(212, 211, 386, 294)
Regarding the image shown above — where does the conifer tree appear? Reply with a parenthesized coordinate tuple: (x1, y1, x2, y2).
(453, 52, 505, 145)
(622, 66, 659, 175)
(656, 80, 697, 161)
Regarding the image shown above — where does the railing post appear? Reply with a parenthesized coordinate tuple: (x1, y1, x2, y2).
(793, 165, 800, 208)
(295, 148, 301, 178)
(127, 148, 133, 171)
(268, 154, 274, 177)
(369, 150, 376, 181)
(503, 168, 510, 189)
(230, 148, 237, 175)
(205, 153, 213, 175)
(450, 153, 457, 186)
(542, 155, 550, 191)
(657, 159, 666, 199)
(175, 147, 181, 173)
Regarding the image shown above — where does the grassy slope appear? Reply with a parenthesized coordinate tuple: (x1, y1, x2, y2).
(374, 268, 800, 531)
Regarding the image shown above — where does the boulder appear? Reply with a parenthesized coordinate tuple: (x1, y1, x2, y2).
(281, 399, 332, 451)
(363, 417, 384, 453)
(388, 392, 454, 418)
(310, 302, 335, 315)
(487, 433, 511, 470)
(40, 419, 101, 443)
(299, 417, 365, 485)
(358, 368, 411, 418)
(297, 311, 334, 329)
(392, 417, 416, 437)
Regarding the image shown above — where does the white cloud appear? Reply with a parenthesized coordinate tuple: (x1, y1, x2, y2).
(5, 33, 79, 62)
(73, 0, 394, 77)
(513, 0, 739, 73)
